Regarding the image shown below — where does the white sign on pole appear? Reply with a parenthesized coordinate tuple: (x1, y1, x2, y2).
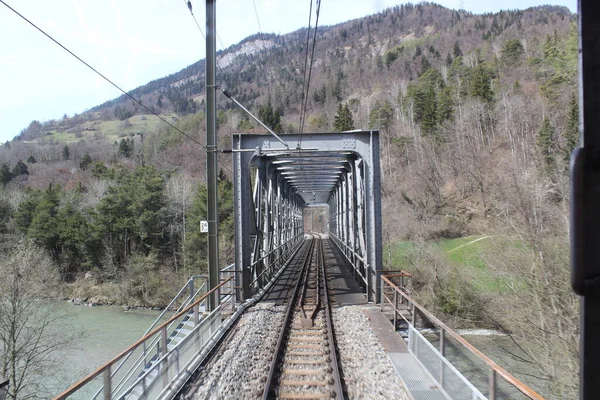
(200, 221, 208, 233)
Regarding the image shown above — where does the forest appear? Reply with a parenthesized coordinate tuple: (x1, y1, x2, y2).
(0, 3, 578, 398)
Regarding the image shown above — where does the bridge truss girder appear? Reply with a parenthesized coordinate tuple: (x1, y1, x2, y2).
(233, 131, 382, 303)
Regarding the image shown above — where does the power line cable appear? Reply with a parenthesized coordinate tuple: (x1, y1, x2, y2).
(0, 0, 205, 148)
(298, 0, 314, 140)
(185, 0, 230, 85)
(299, 0, 322, 142)
(183, 1, 234, 176)
(252, 0, 263, 34)
(184, 0, 206, 39)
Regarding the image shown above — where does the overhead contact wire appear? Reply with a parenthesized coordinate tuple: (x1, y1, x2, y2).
(298, 0, 314, 143)
(299, 0, 322, 142)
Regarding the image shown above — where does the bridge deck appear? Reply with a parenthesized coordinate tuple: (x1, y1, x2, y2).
(304, 237, 449, 400)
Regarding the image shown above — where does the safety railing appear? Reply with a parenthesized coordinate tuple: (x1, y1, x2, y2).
(54, 277, 234, 400)
(88, 275, 209, 399)
(328, 232, 368, 286)
(381, 275, 545, 400)
(249, 234, 304, 295)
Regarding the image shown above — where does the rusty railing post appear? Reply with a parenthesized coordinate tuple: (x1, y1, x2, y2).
(440, 328, 446, 389)
(103, 365, 111, 400)
(489, 368, 496, 400)
(393, 289, 398, 330)
(161, 327, 169, 387)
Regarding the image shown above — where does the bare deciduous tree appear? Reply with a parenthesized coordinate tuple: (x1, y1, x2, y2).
(0, 242, 72, 399)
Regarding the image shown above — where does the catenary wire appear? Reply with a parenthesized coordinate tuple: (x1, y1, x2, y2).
(299, 0, 322, 141)
(252, 0, 264, 34)
(298, 0, 314, 141)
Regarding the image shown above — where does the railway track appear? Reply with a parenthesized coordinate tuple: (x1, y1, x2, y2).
(263, 235, 345, 400)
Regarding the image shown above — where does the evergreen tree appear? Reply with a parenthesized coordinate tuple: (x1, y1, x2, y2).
(12, 160, 29, 176)
(501, 39, 524, 64)
(94, 166, 167, 266)
(62, 145, 70, 161)
(91, 161, 108, 179)
(368, 101, 394, 131)
(333, 103, 355, 131)
(437, 86, 455, 124)
(57, 204, 97, 276)
(237, 116, 254, 131)
(453, 41, 463, 57)
(0, 198, 11, 233)
(0, 164, 13, 186)
(258, 102, 284, 133)
(469, 64, 494, 103)
(537, 117, 556, 172)
(80, 153, 93, 170)
(420, 56, 432, 76)
(26, 155, 36, 164)
(28, 184, 62, 260)
(564, 93, 580, 161)
(118, 138, 134, 158)
(14, 189, 42, 231)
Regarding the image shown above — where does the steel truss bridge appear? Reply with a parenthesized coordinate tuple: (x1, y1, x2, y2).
(233, 131, 381, 303)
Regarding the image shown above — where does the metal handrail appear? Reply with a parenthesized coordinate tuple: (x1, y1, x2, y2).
(89, 275, 207, 399)
(250, 235, 304, 288)
(328, 232, 368, 284)
(54, 277, 233, 400)
(118, 305, 223, 399)
(380, 275, 545, 400)
(107, 281, 208, 397)
(249, 234, 304, 269)
(328, 232, 368, 265)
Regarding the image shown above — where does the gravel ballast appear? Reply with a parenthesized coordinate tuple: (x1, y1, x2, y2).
(333, 305, 410, 400)
(188, 302, 286, 400)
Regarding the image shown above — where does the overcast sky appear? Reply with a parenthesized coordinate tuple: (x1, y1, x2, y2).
(0, 0, 576, 143)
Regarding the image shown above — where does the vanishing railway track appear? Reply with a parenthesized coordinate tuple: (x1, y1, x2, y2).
(263, 235, 345, 400)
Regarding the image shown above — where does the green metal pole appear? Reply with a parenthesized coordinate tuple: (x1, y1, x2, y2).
(206, 0, 219, 311)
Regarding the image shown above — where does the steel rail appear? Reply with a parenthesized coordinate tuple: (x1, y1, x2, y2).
(262, 236, 316, 400)
(319, 237, 345, 400)
(262, 235, 344, 399)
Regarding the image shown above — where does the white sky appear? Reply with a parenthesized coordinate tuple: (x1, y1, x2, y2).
(0, 0, 576, 143)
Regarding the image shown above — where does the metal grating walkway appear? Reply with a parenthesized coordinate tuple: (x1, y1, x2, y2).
(389, 352, 449, 400)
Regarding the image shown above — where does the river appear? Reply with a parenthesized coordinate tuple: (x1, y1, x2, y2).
(46, 302, 168, 397)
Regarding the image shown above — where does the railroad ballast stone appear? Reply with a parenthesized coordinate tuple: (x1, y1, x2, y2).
(333, 305, 410, 400)
(191, 302, 286, 400)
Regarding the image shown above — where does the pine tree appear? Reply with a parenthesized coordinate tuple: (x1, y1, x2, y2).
(28, 184, 62, 260)
(453, 41, 463, 57)
(80, 153, 93, 170)
(368, 101, 394, 131)
(333, 103, 355, 132)
(62, 145, 70, 161)
(26, 155, 36, 164)
(564, 93, 580, 161)
(118, 138, 134, 158)
(437, 86, 455, 124)
(0, 164, 13, 186)
(469, 65, 494, 103)
(258, 102, 283, 133)
(12, 160, 29, 176)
